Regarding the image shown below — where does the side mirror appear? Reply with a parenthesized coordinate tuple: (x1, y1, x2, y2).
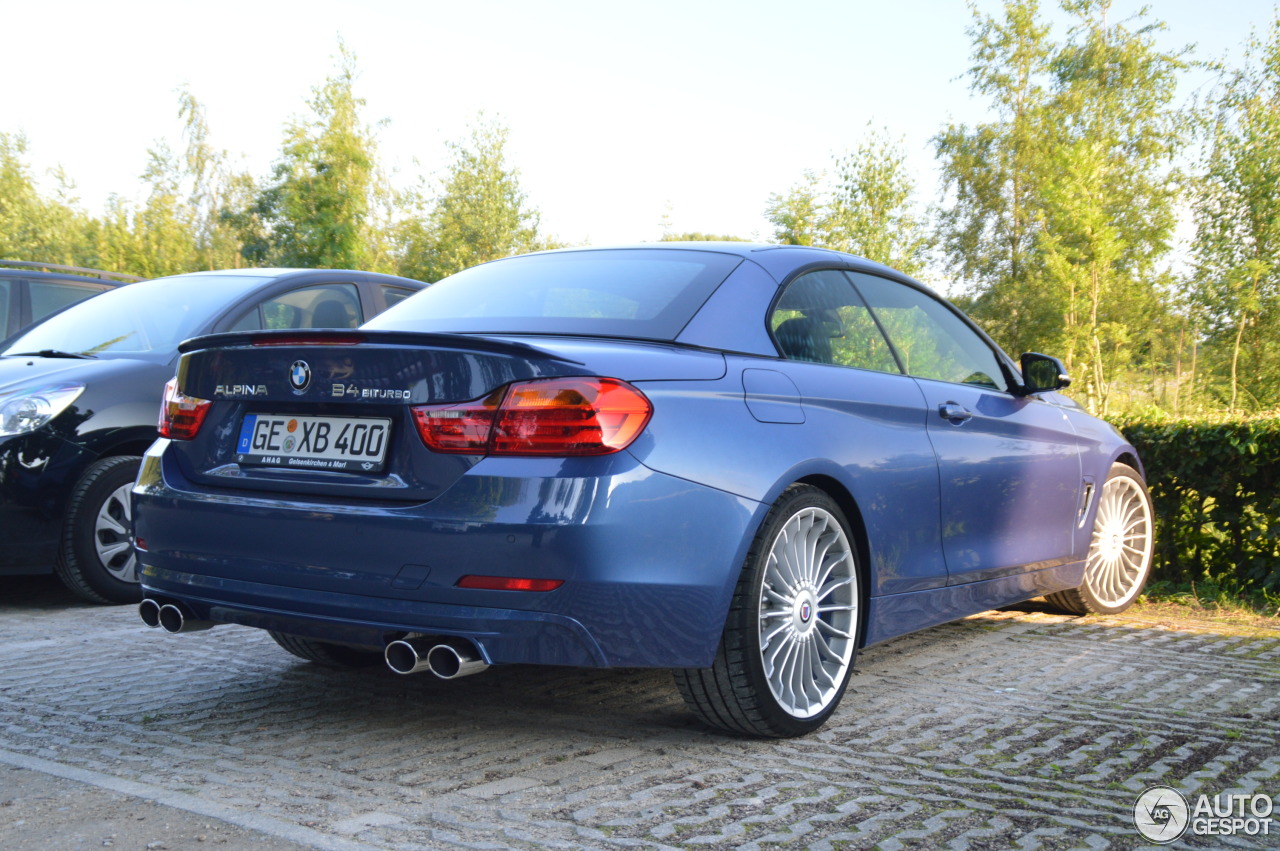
(1019, 352, 1071, 395)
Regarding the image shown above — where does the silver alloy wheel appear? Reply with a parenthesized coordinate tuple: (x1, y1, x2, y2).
(1084, 474, 1153, 608)
(758, 505, 858, 719)
(94, 482, 137, 583)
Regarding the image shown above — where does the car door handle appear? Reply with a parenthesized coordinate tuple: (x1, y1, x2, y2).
(939, 402, 972, 423)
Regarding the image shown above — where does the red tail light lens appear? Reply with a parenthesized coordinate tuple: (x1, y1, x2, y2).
(411, 390, 503, 454)
(492, 377, 652, 455)
(158, 377, 212, 440)
(411, 377, 652, 457)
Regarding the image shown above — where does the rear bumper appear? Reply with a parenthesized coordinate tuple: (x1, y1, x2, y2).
(134, 440, 763, 668)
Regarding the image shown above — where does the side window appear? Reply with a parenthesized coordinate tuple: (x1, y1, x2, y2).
(770, 270, 900, 373)
(30, 281, 108, 322)
(0, 280, 11, 334)
(850, 273, 1008, 391)
(232, 283, 364, 332)
(381, 285, 417, 310)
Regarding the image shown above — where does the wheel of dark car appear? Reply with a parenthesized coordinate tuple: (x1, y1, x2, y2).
(1046, 463, 1155, 616)
(675, 485, 860, 737)
(55, 455, 143, 604)
(269, 632, 384, 668)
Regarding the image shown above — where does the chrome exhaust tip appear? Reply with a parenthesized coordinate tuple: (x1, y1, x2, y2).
(385, 638, 435, 675)
(426, 641, 489, 680)
(157, 603, 215, 634)
(139, 598, 162, 629)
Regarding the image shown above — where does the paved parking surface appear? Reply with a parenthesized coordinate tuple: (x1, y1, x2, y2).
(1, 576, 1277, 850)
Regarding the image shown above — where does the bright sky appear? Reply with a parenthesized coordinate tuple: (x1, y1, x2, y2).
(3, 1, 1273, 250)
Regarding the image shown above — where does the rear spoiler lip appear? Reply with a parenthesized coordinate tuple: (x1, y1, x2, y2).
(177, 329, 584, 365)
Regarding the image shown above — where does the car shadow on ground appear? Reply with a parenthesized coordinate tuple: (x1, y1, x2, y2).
(2, 574, 105, 609)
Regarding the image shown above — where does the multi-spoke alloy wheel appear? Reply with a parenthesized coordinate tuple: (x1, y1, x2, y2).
(55, 455, 143, 604)
(758, 504, 857, 719)
(95, 482, 137, 583)
(1047, 463, 1154, 615)
(675, 485, 861, 737)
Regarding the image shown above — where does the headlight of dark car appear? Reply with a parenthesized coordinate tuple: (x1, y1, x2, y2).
(0, 383, 85, 436)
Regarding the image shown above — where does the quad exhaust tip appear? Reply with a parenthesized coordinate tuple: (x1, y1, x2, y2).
(385, 637, 488, 679)
(138, 598, 162, 629)
(139, 598, 216, 633)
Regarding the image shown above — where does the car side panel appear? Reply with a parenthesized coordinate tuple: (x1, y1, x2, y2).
(864, 558, 1086, 646)
(1063, 401, 1146, 554)
(629, 357, 949, 596)
(914, 380, 1085, 585)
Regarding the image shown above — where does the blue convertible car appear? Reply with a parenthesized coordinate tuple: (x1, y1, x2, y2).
(134, 244, 1154, 737)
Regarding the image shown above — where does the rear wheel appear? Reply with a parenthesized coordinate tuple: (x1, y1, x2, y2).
(269, 632, 384, 669)
(1046, 463, 1155, 615)
(675, 485, 860, 737)
(55, 456, 143, 604)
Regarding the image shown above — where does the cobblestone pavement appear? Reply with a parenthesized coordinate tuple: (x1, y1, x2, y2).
(1, 577, 1277, 850)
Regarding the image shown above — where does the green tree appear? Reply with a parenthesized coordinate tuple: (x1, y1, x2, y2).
(176, 90, 254, 270)
(827, 126, 931, 276)
(658, 232, 749, 242)
(935, 0, 1187, 414)
(765, 128, 929, 276)
(250, 42, 380, 269)
(0, 133, 95, 266)
(934, 0, 1057, 357)
(1189, 16, 1280, 412)
(1037, 0, 1187, 414)
(130, 141, 202, 277)
(765, 170, 825, 246)
(398, 119, 544, 282)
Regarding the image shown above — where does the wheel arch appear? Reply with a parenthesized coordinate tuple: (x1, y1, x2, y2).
(94, 438, 154, 460)
(793, 472, 873, 649)
(1114, 449, 1144, 480)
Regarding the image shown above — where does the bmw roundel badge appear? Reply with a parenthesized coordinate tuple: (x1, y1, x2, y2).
(289, 360, 311, 392)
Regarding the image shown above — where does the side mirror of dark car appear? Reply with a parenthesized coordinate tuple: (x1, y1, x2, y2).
(1018, 352, 1071, 395)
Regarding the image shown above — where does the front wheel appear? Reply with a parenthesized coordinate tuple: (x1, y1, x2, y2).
(55, 456, 143, 604)
(675, 485, 861, 737)
(1046, 463, 1155, 615)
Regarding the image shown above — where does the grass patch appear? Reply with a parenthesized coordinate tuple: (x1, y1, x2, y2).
(1116, 589, 1280, 636)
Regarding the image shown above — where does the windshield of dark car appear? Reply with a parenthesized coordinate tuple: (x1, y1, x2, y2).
(2, 274, 272, 358)
(364, 249, 742, 340)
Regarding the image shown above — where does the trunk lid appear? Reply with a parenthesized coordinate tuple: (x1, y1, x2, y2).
(169, 330, 723, 502)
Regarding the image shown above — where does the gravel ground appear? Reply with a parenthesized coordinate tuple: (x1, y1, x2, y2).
(2, 574, 1277, 850)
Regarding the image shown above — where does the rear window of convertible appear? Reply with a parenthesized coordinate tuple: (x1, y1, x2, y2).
(364, 249, 742, 340)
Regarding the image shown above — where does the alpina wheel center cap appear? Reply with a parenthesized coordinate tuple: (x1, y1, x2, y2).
(792, 589, 818, 635)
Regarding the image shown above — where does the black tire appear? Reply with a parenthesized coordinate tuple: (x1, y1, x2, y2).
(54, 455, 143, 605)
(269, 632, 384, 669)
(674, 485, 861, 738)
(1045, 463, 1155, 615)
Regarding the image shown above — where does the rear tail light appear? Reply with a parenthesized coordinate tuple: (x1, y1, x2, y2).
(412, 377, 652, 456)
(159, 377, 211, 440)
(411, 390, 503, 453)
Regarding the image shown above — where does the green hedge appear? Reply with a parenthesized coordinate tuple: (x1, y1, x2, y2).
(1109, 413, 1280, 594)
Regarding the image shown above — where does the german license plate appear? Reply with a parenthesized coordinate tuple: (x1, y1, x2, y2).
(236, 414, 392, 472)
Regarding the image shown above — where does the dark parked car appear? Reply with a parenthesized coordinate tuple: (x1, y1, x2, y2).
(133, 245, 1154, 737)
(1, 260, 141, 341)
(0, 268, 428, 603)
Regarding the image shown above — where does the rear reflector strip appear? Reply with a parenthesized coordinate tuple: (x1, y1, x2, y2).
(457, 575, 564, 592)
